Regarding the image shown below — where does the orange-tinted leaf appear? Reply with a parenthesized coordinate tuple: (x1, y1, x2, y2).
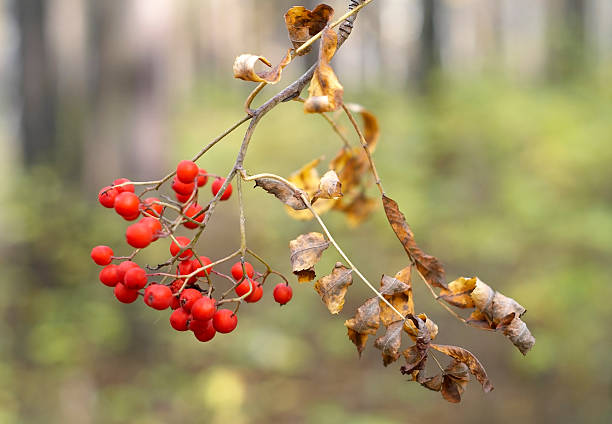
(304, 27, 344, 113)
(330, 147, 369, 194)
(438, 277, 477, 308)
(344, 297, 380, 356)
(337, 192, 378, 227)
(254, 177, 307, 210)
(430, 344, 494, 393)
(374, 320, 403, 366)
(314, 262, 353, 314)
(284, 4, 334, 55)
(379, 268, 414, 327)
(285, 158, 337, 220)
(344, 103, 380, 152)
(382, 195, 446, 289)
(232, 50, 292, 84)
(289, 232, 330, 282)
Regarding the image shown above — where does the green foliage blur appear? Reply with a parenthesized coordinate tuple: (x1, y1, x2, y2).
(1, 70, 611, 424)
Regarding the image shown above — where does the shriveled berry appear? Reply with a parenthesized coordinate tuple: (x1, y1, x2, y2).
(144, 284, 173, 310)
(179, 288, 202, 312)
(123, 266, 148, 290)
(196, 169, 208, 187)
(114, 192, 140, 218)
(170, 236, 193, 259)
(176, 160, 199, 184)
(99, 264, 120, 287)
(191, 297, 216, 321)
(212, 309, 237, 334)
(98, 186, 118, 208)
(114, 283, 139, 303)
(211, 178, 232, 201)
(170, 308, 191, 331)
(126, 223, 153, 248)
(183, 203, 204, 229)
(91, 245, 113, 265)
(231, 261, 254, 280)
(113, 178, 135, 193)
(273, 283, 293, 305)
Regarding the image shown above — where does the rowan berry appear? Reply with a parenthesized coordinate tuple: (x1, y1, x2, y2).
(179, 288, 202, 312)
(114, 283, 139, 303)
(170, 236, 193, 259)
(144, 284, 173, 310)
(196, 169, 208, 187)
(170, 308, 191, 331)
(98, 186, 118, 208)
(193, 319, 216, 342)
(183, 203, 204, 229)
(113, 178, 134, 193)
(211, 178, 232, 200)
(99, 264, 120, 287)
(91, 245, 113, 265)
(114, 192, 140, 218)
(231, 261, 254, 280)
(141, 197, 163, 217)
(176, 160, 199, 183)
(125, 223, 153, 248)
(273, 283, 293, 305)
(123, 266, 148, 290)
(212, 309, 237, 333)
(191, 297, 216, 321)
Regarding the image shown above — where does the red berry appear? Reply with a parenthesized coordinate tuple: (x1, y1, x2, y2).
(231, 261, 254, 280)
(125, 223, 153, 248)
(172, 177, 195, 196)
(144, 284, 173, 310)
(183, 203, 204, 229)
(123, 266, 148, 290)
(170, 308, 191, 331)
(170, 236, 193, 259)
(141, 197, 163, 217)
(212, 309, 237, 334)
(171, 296, 181, 310)
(116, 261, 139, 283)
(169, 279, 185, 294)
(235, 278, 255, 297)
(196, 169, 208, 187)
(211, 178, 232, 201)
(114, 192, 140, 218)
(91, 245, 113, 265)
(114, 283, 139, 303)
(246, 283, 263, 303)
(179, 288, 202, 312)
(191, 297, 216, 321)
(192, 256, 213, 277)
(192, 319, 216, 342)
(139, 217, 162, 241)
(98, 186, 118, 208)
(175, 192, 192, 203)
(99, 264, 120, 287)
(178, 260, 196, 284)
(176, 160, 199, 184)
(273, 284, 293, 305)
(113, 178, 135, 193)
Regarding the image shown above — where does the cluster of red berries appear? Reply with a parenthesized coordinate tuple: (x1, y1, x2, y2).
(92, 160, 293, 343)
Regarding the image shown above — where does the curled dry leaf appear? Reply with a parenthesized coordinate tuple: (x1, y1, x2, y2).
(440, 361, 471, 403)
(253, 177, 307, 210)
(335, 191, 378, 227)
(382, 195, 446, 289)
(286, 158, 336, 220)
(284, 4, 334, 55)
(344, 103, 380, 152)
(314, 262, 353, 314)
(430, 344, 494, 393)
(330, 147, 370, 194)
(404, 313, 438, 342)
(374, 320, 404, 366)
(344, 297, 380, 356)
(312, 170, 342, 203)
(232, 50, 292, 84)
(378, 267, 414, 327)
(289, 232, 330, 282)
(304, 27, 344, 113)
(441, 276, 536, 355)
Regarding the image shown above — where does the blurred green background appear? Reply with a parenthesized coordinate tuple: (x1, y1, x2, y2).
(1, 0, 611, 423)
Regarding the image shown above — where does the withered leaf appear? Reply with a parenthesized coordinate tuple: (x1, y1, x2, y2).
(374, 320, 403, 366)
(420, 374, 443, 392)
(404, 313, 438, 342)
(284, 4, 334, 55)
(312, 170, 342, 203)
(254, 177, 307, 210)
(344, 103, 380, 152)
(304, 27, 344, 113)
(382, 195, 446, 289)
(330, 147, 369, 194)
(438, 277, 477, 309)
(430, 344, 494, 393)
(289, 232, 330, 282)
(379, 267, 414, 327)
(441, 361, 470, 403)
(335, 191, 378, 227)
(402, 344, 428, 377)
(314, 262, 353, 314)
(232, 50, 292, 84)
(496, 312, 536, 356)
(286, 158, 336, 220)
(344, 297, 380, 356)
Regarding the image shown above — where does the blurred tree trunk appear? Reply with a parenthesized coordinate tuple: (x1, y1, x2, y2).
(15, 0, 58, 167)
(414, 0, 439, 93)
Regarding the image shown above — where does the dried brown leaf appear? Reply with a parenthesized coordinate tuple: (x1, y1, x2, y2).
(286, 158, 337, 220)
(430, 344, 494, 393)
(314, 262, 353, 314)
(312, 170, 342, 203)
(330, 147, 369, 194)
(344, 103, 380, 152)
(232, 50, 292, 84)
(441, 361, 470, 403)
(404, 313, 438, 342)
(438, 277, 477, 309)
(335, 192, 378, 227)
(402, 345, 429, 377)
(289, 232, 330, 282)
(304, 27, 344, 113)
(496, 312, 536, 355)
(284, 4, 334, 55)
(382, 195, 446, 289)
(374, 320, 403, 366)
(344, 297, 380, 356)
(379, 268, 414, 327)
(254, 178, 307, 210)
